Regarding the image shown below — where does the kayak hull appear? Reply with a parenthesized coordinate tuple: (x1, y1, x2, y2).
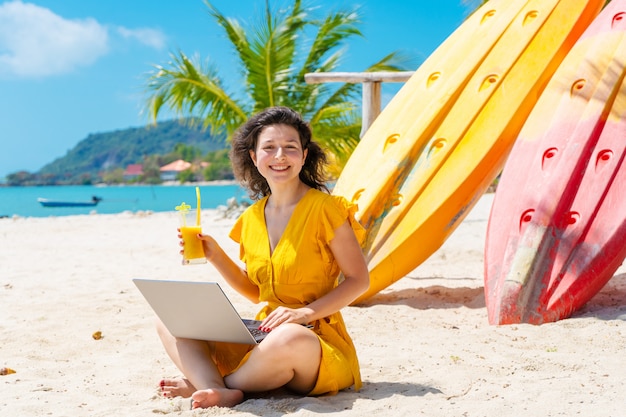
(485, 1, 626, 324)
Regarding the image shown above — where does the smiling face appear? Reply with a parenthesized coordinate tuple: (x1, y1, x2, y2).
(250, 123, 308, 189)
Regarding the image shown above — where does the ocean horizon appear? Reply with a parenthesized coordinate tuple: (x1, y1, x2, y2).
(0, 184, 249, 218)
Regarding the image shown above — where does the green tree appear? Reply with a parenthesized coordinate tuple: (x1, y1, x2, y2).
(140, 155, 164, 184)
(6, 171, 36, 186)
(203, 149, 234, 181)
(173, 143, 202, 162)
(177, 168, 197, 183)
(145, 0, 410, 173)
(102, 168, 125, 184)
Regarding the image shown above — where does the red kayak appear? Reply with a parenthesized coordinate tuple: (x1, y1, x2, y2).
(485, 1, 626, 324)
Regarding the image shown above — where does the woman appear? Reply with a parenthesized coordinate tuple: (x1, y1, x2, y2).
(157, 106, 369, 409)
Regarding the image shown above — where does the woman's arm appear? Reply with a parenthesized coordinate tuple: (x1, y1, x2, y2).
(260, 220, 369, 328)
(197, 234, 260, 303)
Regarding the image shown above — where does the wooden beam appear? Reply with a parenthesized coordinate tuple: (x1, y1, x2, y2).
(304, 71, 414, 84)
(304, 71, 414, 136)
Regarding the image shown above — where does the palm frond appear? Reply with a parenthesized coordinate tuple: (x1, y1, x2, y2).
(145, 51, 247, 136)
(312, 103, 361, 163)
(205, 0, 307, 110)
(297, 7, 362, 79)
(364, 51, 416, 72)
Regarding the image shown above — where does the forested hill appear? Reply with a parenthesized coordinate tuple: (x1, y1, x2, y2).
(36, 119, 227, 183)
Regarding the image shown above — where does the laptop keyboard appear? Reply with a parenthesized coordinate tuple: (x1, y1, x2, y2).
(243, 319, 269, 342)
(242, 319, 314, 343)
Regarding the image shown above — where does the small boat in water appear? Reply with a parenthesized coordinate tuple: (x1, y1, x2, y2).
(37, 196, 102, 208)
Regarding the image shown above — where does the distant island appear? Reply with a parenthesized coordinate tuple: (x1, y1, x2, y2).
(4, 119, 233, 186)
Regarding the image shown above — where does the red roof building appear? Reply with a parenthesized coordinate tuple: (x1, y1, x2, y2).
(123, 164, 143, 180)
(159, 159, 192, 181)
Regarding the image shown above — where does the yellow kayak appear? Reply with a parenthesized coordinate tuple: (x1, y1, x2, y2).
(333, 0, 604, 303)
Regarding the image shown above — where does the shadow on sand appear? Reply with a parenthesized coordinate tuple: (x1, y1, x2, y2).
(356, 277, 486, 310)
(355, 273, 626, 322)
(573, 273, 626, 321)
(235, 381, 441, 416)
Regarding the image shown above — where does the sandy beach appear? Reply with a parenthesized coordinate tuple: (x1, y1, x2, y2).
(2, 193, 625, 417)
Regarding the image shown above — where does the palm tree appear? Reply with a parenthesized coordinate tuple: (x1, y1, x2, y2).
(144, 0, 410, 172)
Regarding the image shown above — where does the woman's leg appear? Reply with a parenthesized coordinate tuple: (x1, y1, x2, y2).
(155, 319, 244, 408)
(224, 324, 321, 393)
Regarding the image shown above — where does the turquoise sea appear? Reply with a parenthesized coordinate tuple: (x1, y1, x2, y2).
(0, 184, 249, 218)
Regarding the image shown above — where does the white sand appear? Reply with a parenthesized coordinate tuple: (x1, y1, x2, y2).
(2, 193, 625, 417)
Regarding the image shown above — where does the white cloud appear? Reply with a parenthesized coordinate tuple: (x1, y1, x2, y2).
(0, 1, 109, 78)
(116, 26, 166, 50)
(0, 1, 167, 79)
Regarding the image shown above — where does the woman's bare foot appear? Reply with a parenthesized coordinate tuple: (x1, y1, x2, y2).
(191, 387, 244, 408)
(159, 378, 196, 398)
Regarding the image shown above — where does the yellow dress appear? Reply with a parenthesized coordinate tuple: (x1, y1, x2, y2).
(214, 188, 366, 395)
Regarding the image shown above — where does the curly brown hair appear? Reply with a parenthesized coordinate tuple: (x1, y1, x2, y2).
(229, 106, 329, 200)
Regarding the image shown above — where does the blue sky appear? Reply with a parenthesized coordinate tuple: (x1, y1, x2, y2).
(0, 0, 478, 178)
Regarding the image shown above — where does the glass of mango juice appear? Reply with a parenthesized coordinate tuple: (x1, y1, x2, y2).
(177, 203, 207, 265)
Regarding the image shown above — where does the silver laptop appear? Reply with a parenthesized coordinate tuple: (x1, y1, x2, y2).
(133, 279, 269, 344)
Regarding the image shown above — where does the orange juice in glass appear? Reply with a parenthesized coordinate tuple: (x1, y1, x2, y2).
(176, 202, 207, 265)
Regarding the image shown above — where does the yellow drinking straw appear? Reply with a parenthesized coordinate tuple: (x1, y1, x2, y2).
(195, 186, 201, 226)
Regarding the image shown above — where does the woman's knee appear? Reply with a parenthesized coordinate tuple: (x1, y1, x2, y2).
(264, 324, 320, 356)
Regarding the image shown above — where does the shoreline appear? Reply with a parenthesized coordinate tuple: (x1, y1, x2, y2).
(0, 183, 248, 219)
(0, 179, 240, 188)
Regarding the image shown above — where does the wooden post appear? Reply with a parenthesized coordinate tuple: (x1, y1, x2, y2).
(362, 81, 381, 138)
(304, 71, 414, 137)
